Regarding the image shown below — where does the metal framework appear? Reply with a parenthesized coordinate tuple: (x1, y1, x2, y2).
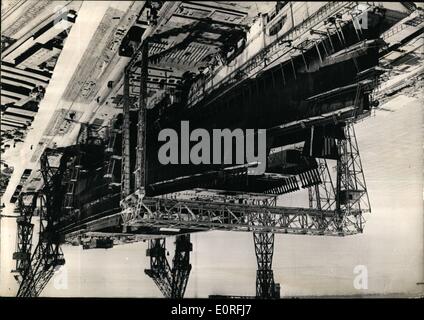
(121, 67, 132, 198)
(308, 158, 336, 212)
(307, 122, 370, 230)
(135, 40, 149, 191)
(104, 127, 122, 188)
(63, 150, 82, 216)
(145, 234, 192, 298)
(254, 231, 278, 298)
(12, 2, 377, 299)
(15, 193, 65, 297)
(118, 1, 374, 241)
(336, 122, 371, 229)
(13, 148, 72, 297)
(253, 209, 280, 298)
(13, 194, 37, 280)
(122, 193, 362, 236)
(187, 1, 363, 107)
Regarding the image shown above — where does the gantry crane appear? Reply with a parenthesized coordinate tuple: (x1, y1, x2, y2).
(10, 2, 383, 298)
(118, 1, 377, 299)
(209, 121, 369, 299)
(12, 147, 71, 296)
(12, 114, 369, 298)
(158, 121, 368, 299)
(11, 116, 124, 297)
(12, 144, 87, 296)
(14, 192, 65, 297)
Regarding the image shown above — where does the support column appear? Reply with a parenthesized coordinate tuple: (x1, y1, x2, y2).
(253, 210, 280, 299)
(171, 234, 192, 298)
(135, 39, 149, 191)
(145, 234, 192, 298)
(121, 68, 131, 198)
(254, 231, 279, 298)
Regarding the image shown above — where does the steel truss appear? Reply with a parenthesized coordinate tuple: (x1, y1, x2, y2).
(253, 210, 280, 298)
(104, 127, 122, 187)
(63, 149, 83, 216)
(336, 122, 371, 230)
(254, 231, 278, 298)
(121, 118, 370, 236)
(13, 148, 72, 297)
(15, 193, 65, 297)
(121, 67, 132, 198)
(145, 234, 192, 298)
(307, 122, 370, 231)
(13, 194, 37, 281)
(119, 1, 373, 237)
(308, 158, 336, 212)
(122, 193, 361, 236)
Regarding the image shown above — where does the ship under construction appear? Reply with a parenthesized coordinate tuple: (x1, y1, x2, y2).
(9, 1, 424, 298)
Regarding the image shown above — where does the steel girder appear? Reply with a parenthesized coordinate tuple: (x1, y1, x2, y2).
(122, 194, 363, 236)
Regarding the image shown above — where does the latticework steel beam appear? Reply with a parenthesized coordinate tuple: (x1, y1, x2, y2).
(16, 194, 65, 297)
(13, 193, 37, 282)
(253, 208, 280, 299)
(121, 68, 132, 198)
(135, 40, 148, 191)
(338, 123, 371, 215)
(14, 147, 71, 297)
(308, 158, 337, 212)
(145, 238, 173, 297)
(254, 231, 278, 298)
(123, 194, 363, 236)
(171, 234, 192, 298)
